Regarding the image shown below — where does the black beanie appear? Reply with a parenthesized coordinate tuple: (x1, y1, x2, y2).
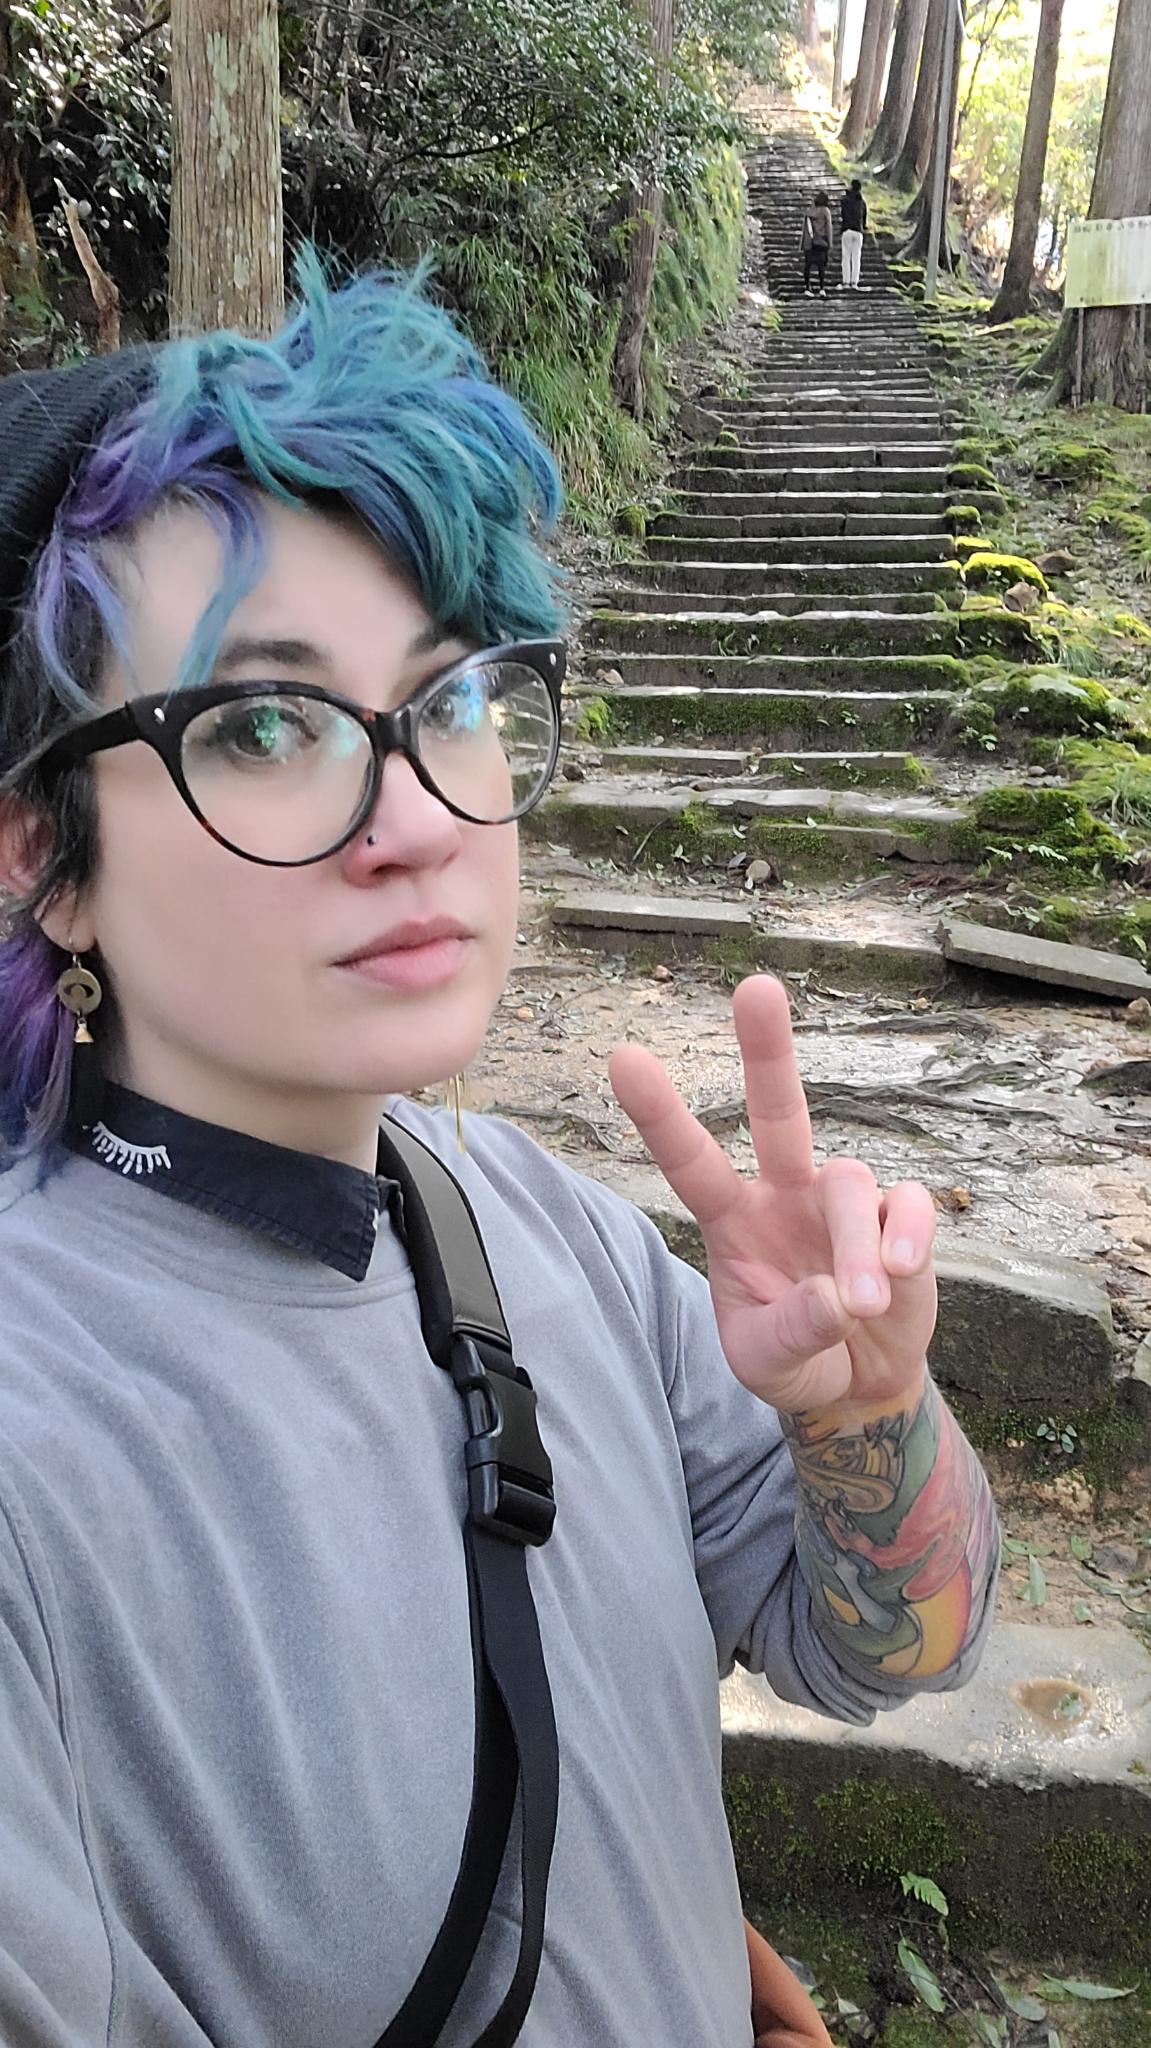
(0, 347, 158, 660)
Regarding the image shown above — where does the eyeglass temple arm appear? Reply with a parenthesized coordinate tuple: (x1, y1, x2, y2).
(36, 702, 146, 778)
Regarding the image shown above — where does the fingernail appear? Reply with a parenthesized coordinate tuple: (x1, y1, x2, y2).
(890, 1237, 917, 1268)
(850, 1273, 883, 1307)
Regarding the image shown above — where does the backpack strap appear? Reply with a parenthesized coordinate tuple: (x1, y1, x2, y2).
(373, 1114, 558, 2048)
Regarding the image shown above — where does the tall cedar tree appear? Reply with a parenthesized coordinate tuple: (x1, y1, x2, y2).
(864, 0, 929, 168)
(988, 0, 1065, 323)
(611, 0, 674, 418)
(885, 0, 945, 188)
(865, 0, 897, 131)
(0, 0, 39, 302)
(840, 0, 887, 153)
(900, 0, 964, 269)
(1046, 0, 1151, 406)
(170, 0, 285, 334)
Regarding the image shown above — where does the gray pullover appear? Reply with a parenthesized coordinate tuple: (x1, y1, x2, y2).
(0, 1101, 993, 2046)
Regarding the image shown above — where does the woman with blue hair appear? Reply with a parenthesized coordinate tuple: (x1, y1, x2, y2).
(0, 259, 996, 2046)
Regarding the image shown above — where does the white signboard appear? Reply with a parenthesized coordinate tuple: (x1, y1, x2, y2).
(1065, 216, 1151, 310)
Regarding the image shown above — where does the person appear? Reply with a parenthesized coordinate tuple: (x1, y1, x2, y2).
(0, 256, 999, 2048)
(801, 190, 834, 296)
(841, 179, 867, 290)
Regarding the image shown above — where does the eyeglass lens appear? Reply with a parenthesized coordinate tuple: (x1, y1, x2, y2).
(177, 658, 558, 862)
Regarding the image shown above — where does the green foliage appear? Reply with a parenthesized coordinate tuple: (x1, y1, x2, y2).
(1063, 740, 1151, 833)
(961, 784, 1126, 875)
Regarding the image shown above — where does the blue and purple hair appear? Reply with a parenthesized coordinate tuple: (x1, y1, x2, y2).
(0, 250, 565, 1164)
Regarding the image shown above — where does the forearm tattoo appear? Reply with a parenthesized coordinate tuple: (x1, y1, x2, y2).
(780, 1377, 999, 1681)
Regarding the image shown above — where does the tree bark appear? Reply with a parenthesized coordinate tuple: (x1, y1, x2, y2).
(866, 0, 898, 130)
(840, 0, 887, 153)
(799, 0, 820, 49)
(864, 0, 927, 164)
(169, 0, 285, 336)
(1044, 0, 1151, 407)
(900, 0, 964, 269)
(987, 0, 1065, 323)
(832, 0, 850, 104)
(0, 0, 40, 304)
(611, 0, 674, 420)
(884, 0, 946, 189)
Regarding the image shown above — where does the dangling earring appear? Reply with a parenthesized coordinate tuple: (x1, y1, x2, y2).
(56, 953, 104, 1134)
(446, 1072, 467, 1154)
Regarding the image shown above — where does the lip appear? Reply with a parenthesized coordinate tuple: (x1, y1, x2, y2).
(335, 917, 475, 993)
(337, 917, 474, 966)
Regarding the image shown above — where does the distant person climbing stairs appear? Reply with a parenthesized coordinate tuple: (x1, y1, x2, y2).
(840, 179, 867, 290)
(801, 192, 833, 296)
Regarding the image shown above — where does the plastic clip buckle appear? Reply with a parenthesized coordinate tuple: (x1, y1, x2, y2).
(453, 1337, 556, 1547)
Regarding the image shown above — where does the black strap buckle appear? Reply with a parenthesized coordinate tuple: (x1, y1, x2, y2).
(453, 1337, 556, 1547)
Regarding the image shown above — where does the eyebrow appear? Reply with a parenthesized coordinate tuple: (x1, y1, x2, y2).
(214, 622, 451, 674)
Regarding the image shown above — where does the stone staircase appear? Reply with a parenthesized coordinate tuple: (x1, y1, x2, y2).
(534, 126, 1007, 961)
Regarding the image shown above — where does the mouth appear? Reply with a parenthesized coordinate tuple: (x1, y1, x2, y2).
(335, 918, 475, 993)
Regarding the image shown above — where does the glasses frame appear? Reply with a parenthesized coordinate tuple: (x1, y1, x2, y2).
(29, 638, 566, 869)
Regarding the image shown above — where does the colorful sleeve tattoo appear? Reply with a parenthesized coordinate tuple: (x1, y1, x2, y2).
(779, 1376, 999, 1682)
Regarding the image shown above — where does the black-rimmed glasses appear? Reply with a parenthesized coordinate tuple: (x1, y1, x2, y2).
(26, 639, 566, 868)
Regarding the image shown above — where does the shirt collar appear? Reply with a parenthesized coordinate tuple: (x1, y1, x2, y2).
(69, 1083, 397, 1283)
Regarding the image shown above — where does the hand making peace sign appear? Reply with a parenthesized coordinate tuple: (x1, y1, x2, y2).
(609, 975, 938, 1416)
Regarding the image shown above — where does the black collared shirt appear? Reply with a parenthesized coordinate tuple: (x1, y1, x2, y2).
(70, 1083, 396, 1282)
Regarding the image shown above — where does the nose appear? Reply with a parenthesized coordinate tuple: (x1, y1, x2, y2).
(343, 750, 463, 875)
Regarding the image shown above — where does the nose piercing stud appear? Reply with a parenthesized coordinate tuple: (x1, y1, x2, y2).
(366, 834, 378, 848)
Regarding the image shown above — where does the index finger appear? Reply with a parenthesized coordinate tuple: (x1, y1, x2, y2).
(608, 1041, 746, 1237)
(732, 975, 815, 1190)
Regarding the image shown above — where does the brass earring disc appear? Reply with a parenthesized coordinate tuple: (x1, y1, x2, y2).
(57, 964, 102, 1017)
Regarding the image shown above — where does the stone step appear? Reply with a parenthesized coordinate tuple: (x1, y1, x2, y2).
(597, 745, 750, 776)
(671, 471, 949, 500)
(600, 586, 946, 615)
(621, 559, 959, 594)
(710, 423, 947, 445)
(685, 446, 950, 476)
(585, 650, 965, 691)
(579, 684, 954, 749)
(593, 745, 932, 789)
(586, 611, 958, 657)
(547, 889, 947, 984)
(654, 499, 951, 536)
(644, 531, 952, 559)
(529, 779, 966, 871)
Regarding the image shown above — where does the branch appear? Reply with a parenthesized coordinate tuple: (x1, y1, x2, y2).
(57, 185, 120, 352)
(118, 1, 171, 55)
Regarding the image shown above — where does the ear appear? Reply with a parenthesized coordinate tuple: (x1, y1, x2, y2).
(0, 796, 95, 954)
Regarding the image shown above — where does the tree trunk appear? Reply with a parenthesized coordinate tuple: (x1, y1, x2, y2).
(800, 0, 820, 49)
(885, 0, 946, 189)
(1044, 0, 1151, 407)
(0, 0, 40, 304)
(840, 0, 887, 153)
(832, 0, 850, 104)
(987, 0, 1065, 323)
(900, 0, 964, 269)
(864, 0, 929, 166)
(169, 0, 285, 336)
(866, 0, 897, 130)
(611, 0, 674, 420)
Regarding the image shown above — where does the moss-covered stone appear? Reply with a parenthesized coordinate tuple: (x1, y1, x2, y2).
(959, 606, 1051, 661)
(962, 550, 1048, 596)
(592, 689, 947, 750)
(615, 503, 646, 539)
(1035, 440, 1119, 488)
(956, 783, 1125, 876)
(977, 668, 1129, 738)
(946, 503, 984, 533)
(948, 460, 999, 492)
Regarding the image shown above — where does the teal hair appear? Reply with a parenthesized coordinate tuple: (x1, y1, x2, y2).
(32, 247, 565, 711)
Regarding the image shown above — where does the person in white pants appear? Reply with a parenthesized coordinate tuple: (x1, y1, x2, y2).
(840, 178, 867, 289)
